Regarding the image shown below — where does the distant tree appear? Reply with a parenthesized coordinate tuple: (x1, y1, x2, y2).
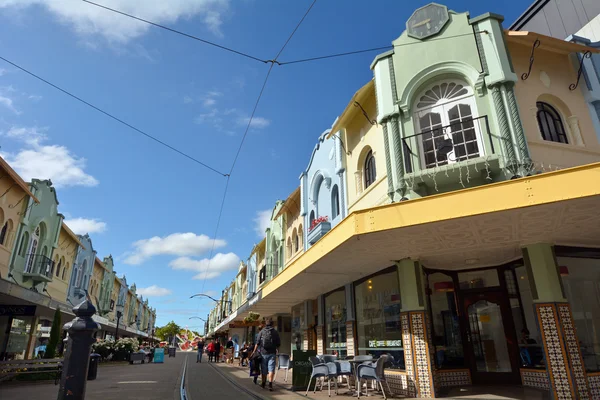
(44, 309, 62, 359)
(155, 321, 181, 341)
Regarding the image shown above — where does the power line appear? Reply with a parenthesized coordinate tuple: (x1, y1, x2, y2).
(82, 0, 268, 64)
(278, 32, 480, 65)
(197, 1, 317, 295)
(0, 55, 228, 177)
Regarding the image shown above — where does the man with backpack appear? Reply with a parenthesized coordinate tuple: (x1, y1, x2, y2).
(251, 317, 280, 391)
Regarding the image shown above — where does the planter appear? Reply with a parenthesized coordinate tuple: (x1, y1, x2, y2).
(307, 221, 332, 245)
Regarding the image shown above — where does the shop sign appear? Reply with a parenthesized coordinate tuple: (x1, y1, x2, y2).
(292, 350, 317, 391)
(368, 339, 402, 348)
(153, 347, 165, 363)
(330, 342, 347, 348)
(0, 305, 36, 316)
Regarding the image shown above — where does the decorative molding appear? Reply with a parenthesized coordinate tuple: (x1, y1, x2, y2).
(504, 83, 532, 172)
(520, 369, 550, 391)
(382, 123, 395, 197)
(588, 373, 600, 399)
(491, 85, 517, 175)
(346, 320, 356, 357)
(566, 116, 584, 146)
(438, 369, 471, 387)
(390, 116, 406, 198)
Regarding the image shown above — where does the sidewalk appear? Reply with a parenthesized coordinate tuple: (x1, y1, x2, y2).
(0, 355, 185, 400)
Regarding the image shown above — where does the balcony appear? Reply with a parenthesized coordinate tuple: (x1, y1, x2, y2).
(259, 265, 267, 284)
(402, 115, 502, 192)
(307, 218, 331, 245)
(23, 254, 54, 283)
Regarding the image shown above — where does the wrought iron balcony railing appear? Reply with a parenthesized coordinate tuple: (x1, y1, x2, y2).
(23, 254, 54, 282)
(402, 115, 494, 172)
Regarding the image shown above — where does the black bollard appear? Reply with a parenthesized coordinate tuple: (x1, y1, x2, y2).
(57, 300, 100, 400)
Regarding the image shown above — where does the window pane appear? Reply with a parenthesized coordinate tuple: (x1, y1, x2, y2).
(325, 289, 347, 358)
(515, 266, 545, 368)
(559, 257, 600, 372)
(355, 270, 404, 369)
(428, 273, 464, 368)
(292, 303, 305, 351)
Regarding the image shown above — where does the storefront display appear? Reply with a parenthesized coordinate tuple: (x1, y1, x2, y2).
(325, 289, 346, 358)
(354, 268, 403, 368)
(291, 303, 305, 351)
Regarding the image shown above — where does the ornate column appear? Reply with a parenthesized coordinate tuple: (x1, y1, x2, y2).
(523, 244, 591, 399)
(382, 122, 396, 199)
(57, 300, 100, 400)
(504, 83, 532, 173)
(397, 259, 437, 398)
(390, 116, 407, 201)
(491, 85, 518, 176)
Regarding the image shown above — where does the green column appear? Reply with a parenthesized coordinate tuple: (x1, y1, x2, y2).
(522, 244, 591, 399)
(390, 116, 407, 201)
(491, 85, 518, 176)
(381, 122, 395, 199)
(504, 83, 532, 174)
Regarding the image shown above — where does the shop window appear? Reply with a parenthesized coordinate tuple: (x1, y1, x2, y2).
(364, 151, 376, 189)
(0, 219, 11, 246)
(292, 303, 306, 351)
(536, 102, 568, 144)
(325, 288, 347, 358)
(355, 268, 404, 369)
(514, 266, 545, 368)
(427, 272, 464, 368)
(559, 257, 600, 372)
(331, 185, 340, 219)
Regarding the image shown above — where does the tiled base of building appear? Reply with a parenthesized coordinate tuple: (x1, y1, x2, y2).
(346, 321, 355, 357)
(384, 371, 409, 397)
(520, 369, 550, 391)
(437, 369, 471, 387)
(384, 369, 471, 398)
(316, 326, 324, 355)
(589, 373, 600, 398)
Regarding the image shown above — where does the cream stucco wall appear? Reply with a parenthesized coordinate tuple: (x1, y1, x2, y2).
(0, 167, 29, 280)
(509, 41, 600, 168)
(45, 226, 78, 303)
(284, 190, 304, 267)
(107, 277, 121, 322)
(342, 90, 389, 213)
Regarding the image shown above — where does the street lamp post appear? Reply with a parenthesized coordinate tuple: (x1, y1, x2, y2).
(115, 303, 124, 340)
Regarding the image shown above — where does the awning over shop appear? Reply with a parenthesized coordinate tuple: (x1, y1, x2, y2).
(246, 163, 600, 316)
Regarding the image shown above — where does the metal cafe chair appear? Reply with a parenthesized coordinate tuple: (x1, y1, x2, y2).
(275, 354, 291, 382)
(357, 356, 389, 399)
(305, 356, 329, 397)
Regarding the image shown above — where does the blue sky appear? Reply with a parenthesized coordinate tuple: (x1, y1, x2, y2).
(0, 0, 525, 329)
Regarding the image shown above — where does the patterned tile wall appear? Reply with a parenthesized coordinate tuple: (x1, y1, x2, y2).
(411, 312, 435, 398)
(385, 372, 408, 397)
(588, 373, 600, 399)
(401, 313, 416, 397)
(520, 369, 550, 391)
(303, 329, 309, 351)
(536, 303, 577, 399)
(557, 304, 590, 398)
(438, 369, 471, 387)
(346, 321, 355, 357)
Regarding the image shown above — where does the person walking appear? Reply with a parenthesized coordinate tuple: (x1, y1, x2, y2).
(207, 340, 215, 362)
(214, 339, 221, 363)
(196, 339, 204, 363)
(251, 317, 280, 391)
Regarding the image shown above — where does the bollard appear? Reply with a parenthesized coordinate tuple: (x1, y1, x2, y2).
(57, 300, 100, 400)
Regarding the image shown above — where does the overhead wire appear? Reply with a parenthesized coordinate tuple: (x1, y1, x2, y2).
(0, 55, 228, 177)
(197, 0, 317, 296)
(82, 0, 268, 64)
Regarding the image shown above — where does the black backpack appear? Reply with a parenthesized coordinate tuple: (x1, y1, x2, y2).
(261, 327, 277, 353)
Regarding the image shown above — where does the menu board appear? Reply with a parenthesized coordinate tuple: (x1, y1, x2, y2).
(292, 350, 317, 391)
(153, 347, 165, 363)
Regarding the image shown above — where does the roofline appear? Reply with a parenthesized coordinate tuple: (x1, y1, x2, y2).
(509, 0, 550, 31)
(0, 156, 40, 203)
(61, 223, 85, 250)
(327, 80, 374, 138)
(273, 187, 301, 220)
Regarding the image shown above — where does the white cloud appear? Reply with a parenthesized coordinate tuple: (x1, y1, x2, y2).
(0, 92, 19, 114)
(183, 96, 193, 104)
(28, 94, 43, 101)
(137, 285, 172, 297)
(169, 252, 240, 280)
(0, 126, 98, 188)
(0, 0, 231, 43)
(64, 217, 107, 235)
(238, 116, 271, 129)
(203, 98, 216, 107)
(254, 209, 271, 237)
(0, 68, 5, 76)
(124, 232, 226, 265)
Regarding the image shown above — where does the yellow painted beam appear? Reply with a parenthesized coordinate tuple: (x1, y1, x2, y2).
(261, 163, 600, 298)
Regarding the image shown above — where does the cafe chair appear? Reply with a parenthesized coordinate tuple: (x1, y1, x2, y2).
(276, 354, 291, 382)
(335, 360, 354, 389)
(357, 357, 389, 400)
(325, 361, 339, 396)
(322, 354, 338, 363)
(306, 356, 330, 397)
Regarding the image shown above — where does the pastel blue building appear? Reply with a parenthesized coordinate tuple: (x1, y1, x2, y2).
(300, 126, 347, 249)
(67, 234, 96, 306)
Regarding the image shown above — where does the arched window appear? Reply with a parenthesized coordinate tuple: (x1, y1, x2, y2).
(364, 151, 376, 188)
(286, 237, 292, 259)
(293, 228, 299, 253)
(414, 80, 480, 168)
(298, 224, 303, 248)
(536, 102, 568, 144)
(0, 219, 11, 246)
(78, 260, 87, 287)
(309, 210, 315, 226)
(331, 185, 340, 219)
(62, 261, 68, 281)
(56, 258, 62, 278)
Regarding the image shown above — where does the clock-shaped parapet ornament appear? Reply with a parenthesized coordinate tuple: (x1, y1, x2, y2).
(406, 3, 450, 40)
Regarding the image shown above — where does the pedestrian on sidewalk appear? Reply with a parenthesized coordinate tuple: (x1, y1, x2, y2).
(252, 317, 280, 392)
(196, 339, 205, 363)
(207, 340, 215, 362)
(249, 341, 262, 385)
(214, 339, 221, 363)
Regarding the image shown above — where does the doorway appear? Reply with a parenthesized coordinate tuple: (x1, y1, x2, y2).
(461, 290, 520, 384)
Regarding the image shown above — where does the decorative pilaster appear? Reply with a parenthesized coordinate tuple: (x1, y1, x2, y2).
(566, 116, 584, 146)
(382, 123, 395, 198)
(303, 329, 309, 351)
(505, 84, 532, 172)
(346, 321, 356, 357)
(390, 116, 406, 200)
(491, 85, 518, 175)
